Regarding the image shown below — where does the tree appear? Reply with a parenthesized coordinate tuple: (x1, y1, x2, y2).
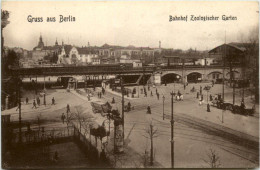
(142, 121, 159, 166)
(239, 26, 259, 103)
(2, 50, 19, 76)
(74, 106, 92, 134)
(2, 10, 10, 57)
(202, 148, 221, 168)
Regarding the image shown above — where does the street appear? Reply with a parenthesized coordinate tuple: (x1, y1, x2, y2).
(3, 82, 258, 168)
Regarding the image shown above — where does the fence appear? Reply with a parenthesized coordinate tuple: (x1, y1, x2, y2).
(73, 125, 111, 167)
(11, 126, 74, 146)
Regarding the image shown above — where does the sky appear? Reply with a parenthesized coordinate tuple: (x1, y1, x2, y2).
(2, 1, 259, 51)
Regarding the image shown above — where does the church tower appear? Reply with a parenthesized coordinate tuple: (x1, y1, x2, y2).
(37, 34, 44, 49)
(55, 38, 58, 46)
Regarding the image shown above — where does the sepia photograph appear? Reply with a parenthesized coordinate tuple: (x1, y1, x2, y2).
(1, 1, 259, 168)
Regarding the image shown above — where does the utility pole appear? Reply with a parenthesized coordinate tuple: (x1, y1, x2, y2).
(18, 79, 22, 143)
(43, 75, 46, 91)
(162, 95, 165, 120)
(242, 53, 245, 102)
(121, 76, 124, 140)
(222, 34, 226, 102)
(170, 91, 175, 168)
(233, 73, 235, 105)
(150, 124, 154, 166)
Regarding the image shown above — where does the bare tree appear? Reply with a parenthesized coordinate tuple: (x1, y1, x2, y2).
(202, 148, 221, 168)
(74, 106, 84, 133)
(65, 111, 73, 136)
(142, 121, 159, 166)
(36, 113, 43, 131)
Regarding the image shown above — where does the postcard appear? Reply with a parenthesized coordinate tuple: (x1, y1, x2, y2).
(1, 1, 259, 168)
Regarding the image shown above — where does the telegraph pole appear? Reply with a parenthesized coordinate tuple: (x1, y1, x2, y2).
(162, 95, 165, 120)
(121, 76, 124, 140)
(222, 32, 226, 102)
(18, 79, 22, 143)
(170, 91, 175, 168)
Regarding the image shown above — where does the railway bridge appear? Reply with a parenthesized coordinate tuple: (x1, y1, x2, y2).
(10, 64, 243, 85)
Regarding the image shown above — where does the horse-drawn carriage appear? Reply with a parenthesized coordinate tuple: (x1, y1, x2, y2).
(91, 101, 112, 117)
(211, 99, 255, 116)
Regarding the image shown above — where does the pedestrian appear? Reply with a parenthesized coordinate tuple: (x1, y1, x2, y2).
(201, 95, 204, 101)
(144, 91, 147, 97)
(197, 92, 199, 99)
(207, 103, 211, 112)
(32, 100, 37, 109)
(156, 88, 158, 94)
(151, 91, 153, 96)
(148, 85, 150, 91)
(127, 102, 131, 111)
(37, 97, 41, 106)
(102, 87, 105, 95)
(157, 93, 160, 100)
(26, 97, 29, 104)
(184, 84, 186, 90)
(178, 90, 181, 97)
(100, 92, 102, 98)
(52, 97, 55, 105)
(199, 100, 202, 106)
(61, 113, 65, 124)
(87, 94, 91, 101)
(147, 105, 151, 114)
(240, 101, 246, 111)
(200, 86, 202, 95)
(67, 104, 70, 113)
(112, 97, 115, 104)
(209, 94, 213, 101)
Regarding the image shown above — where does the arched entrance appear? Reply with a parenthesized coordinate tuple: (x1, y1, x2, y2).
(187, 72, 202, 83)
(161, 73, 181, 84)
(208, 71, 222, 81)
(226, 71, 240, 79)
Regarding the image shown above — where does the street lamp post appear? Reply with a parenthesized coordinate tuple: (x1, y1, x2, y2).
(222, 109, 225, 123)
(162, 95, 165, 120)
(174, 80, 175, 93)
(170, 91, 175, 168)
(43, 75, 46, 91)
(207, 90, 208, 104)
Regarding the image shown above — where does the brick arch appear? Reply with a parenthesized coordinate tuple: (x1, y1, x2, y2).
(208, 71, 222, 75)
(226, 70, 241, 79)
(185, 70, 204, 76)
(186, 71, 203, 76)
(161, 71, 182, 77)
